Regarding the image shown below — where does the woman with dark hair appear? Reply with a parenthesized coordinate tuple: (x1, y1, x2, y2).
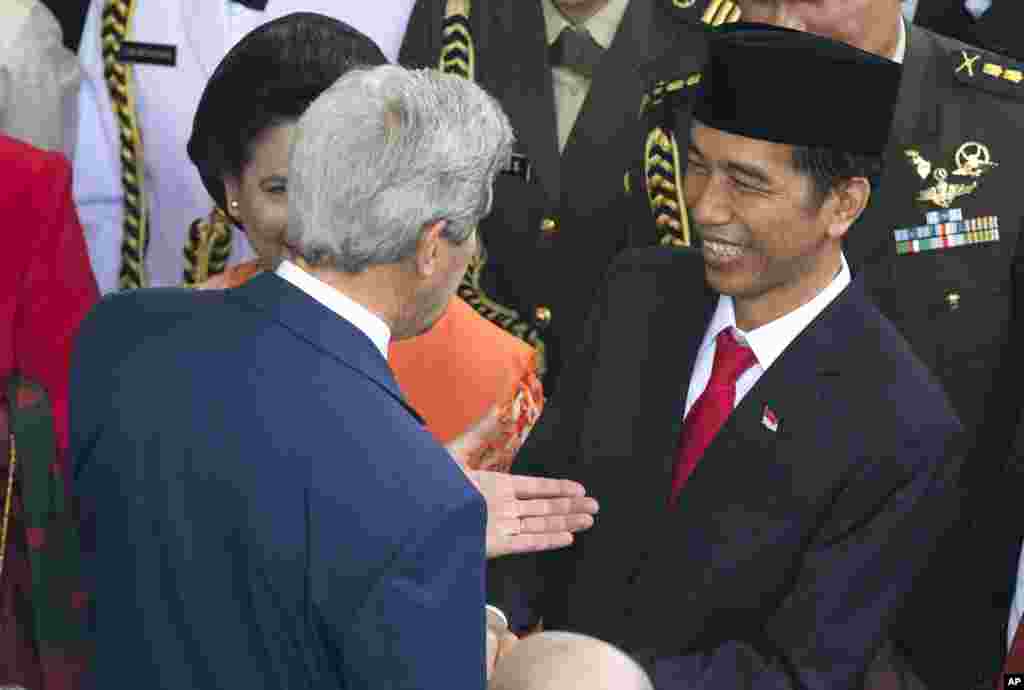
(186, 12, 544, 470)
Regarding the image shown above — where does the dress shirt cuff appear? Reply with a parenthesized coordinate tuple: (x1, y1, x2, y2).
(486, 604, 509, 632)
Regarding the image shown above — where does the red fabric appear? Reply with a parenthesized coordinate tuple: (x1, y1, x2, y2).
(0, 134, 99, 474)
(1005, 621, 1024, 681)
(670, 328, 757, 504)
(0, 134, 98, 689)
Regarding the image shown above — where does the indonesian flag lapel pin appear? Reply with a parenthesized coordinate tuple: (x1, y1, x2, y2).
(761, 405, 780, 433)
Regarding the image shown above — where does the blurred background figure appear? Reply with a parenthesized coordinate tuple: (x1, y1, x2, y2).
(0, 133, 98, 690)
(72, 0, 416, 295)
(489, 632, 653, 690)
(40, 0, 89, 51)
(184, 10, 543, 464)
(913, 0, 1023, 61)
(0, 0, 80, 155)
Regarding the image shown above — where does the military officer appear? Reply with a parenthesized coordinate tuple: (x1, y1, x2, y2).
(399, 0, 740, 391)
(625, 0, 1024, 686)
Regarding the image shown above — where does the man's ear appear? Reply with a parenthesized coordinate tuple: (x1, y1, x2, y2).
(414, 220, 448, 277)
(824, 177, 871, 241)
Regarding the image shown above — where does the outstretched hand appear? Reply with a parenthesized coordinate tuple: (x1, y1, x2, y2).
(465, 471, 599, 558)
(446, 404, 598, 558)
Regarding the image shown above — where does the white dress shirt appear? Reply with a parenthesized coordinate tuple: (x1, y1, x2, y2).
(541, 0, 629, 152)
(275, 260, 390, 359)
(683, 254, 852, 420)
(0, 0, 80, 155)
(73, 0, 415, 294)
(893, 13, 908, 64)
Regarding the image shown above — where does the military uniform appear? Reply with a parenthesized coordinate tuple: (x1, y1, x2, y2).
(625, 20, 1024, 689)
(914, 0, 1024, 61)
(399, 0, 739, 391)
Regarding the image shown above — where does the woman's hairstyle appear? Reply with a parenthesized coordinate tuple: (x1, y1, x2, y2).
(187, 12, 387, 210)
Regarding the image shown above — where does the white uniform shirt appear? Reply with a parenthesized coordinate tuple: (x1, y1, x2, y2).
(73, 0, 415, 294)
(0, 0, 80, 155)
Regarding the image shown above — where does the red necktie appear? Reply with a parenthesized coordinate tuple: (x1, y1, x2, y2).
(1003, 619, 1024, 685)
(670, 328, 758, 505)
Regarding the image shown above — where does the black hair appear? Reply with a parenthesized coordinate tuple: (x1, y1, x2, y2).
(187, 12, 387, 210)
(791, 145, 885, 208)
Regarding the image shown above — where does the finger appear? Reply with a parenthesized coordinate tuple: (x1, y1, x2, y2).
(500, 496, 600, 519)
(494, 532, 575, 557)
(507, 475, 588, 499)
(519, 513, 595, 534)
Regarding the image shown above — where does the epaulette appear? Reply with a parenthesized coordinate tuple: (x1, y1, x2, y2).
(951, 45, 1024, 100)
(640, 71, 702, 117)
(663, 0, 741, 27)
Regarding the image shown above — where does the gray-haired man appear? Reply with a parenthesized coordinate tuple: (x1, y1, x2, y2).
(72, 65, 565, 690)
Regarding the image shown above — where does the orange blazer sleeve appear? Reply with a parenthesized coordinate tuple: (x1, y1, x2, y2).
(389, 297, 544, 463)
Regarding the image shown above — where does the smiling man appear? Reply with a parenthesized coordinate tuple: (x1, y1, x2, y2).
(488, 23, 965, 689)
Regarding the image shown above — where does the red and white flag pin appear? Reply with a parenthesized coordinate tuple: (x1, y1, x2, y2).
(761, 405, 780, 433)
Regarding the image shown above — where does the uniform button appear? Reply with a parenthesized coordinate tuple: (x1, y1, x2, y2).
(534, 306, 553, 328)
(946, 292, 961, 311)
(540, 217, 558, 234)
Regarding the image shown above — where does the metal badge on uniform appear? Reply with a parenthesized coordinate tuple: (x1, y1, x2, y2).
(893, 142, 1001, 255)
(117, 41, 177, 67)
(501, 153, 534, 183)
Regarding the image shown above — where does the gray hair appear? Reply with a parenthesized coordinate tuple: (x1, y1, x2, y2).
(286, 64, 514, 273)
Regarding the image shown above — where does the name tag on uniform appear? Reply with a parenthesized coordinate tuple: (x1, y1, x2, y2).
(117, 41, 177, 67)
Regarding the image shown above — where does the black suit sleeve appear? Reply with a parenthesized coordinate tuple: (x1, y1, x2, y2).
(398, 0, 440, 68)
(649, 428, 966, 690)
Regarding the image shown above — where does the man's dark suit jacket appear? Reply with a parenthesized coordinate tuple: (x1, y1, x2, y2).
(490, 248, 964, 689)
(71, 274, 488, 689)
(399, 0, 729, 390)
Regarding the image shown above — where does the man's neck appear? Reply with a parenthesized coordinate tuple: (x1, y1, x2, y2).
(298, 258, 405, 336)
(733, 253, 843, 332)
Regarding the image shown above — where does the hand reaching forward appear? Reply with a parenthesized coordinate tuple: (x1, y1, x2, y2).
(465, 470, 599, 559)
(446, 402, 599, 558)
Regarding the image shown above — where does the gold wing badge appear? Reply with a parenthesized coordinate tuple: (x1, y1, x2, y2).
(905, 142, 997, 209)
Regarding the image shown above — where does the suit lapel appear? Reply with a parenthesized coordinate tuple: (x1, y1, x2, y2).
(226, 272, 424, 424)
(560, 0, 659, 188)
(847, 24, 941, 274)
(490, 1, 561, 205)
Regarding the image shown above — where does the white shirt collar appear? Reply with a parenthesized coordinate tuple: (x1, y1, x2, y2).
(698, 253, 852, 372)
(275, 260, 391, 359)
(893, 13, 907, 64)
(542, 0, 630, 50)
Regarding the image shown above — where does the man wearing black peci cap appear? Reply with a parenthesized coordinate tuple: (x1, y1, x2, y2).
(488, 23, 964, 689)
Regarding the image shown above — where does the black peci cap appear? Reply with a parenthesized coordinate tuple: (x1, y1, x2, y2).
(693, 22, 903, 155)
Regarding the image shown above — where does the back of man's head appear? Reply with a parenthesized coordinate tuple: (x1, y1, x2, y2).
(286, 64, 514, 275)
(489, 632, 654, 690)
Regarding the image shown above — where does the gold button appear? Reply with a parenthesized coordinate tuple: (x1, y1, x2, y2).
(946, 292, 961, 310)
(534, 306, 552, 325)
(540, 218, 558, 234)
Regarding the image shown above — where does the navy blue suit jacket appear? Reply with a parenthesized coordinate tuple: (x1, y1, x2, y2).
(71, 273, 487, 689)
(490, 247, 965, 689)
